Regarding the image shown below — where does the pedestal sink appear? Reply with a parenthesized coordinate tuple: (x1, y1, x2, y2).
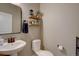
(0, 40, 26, 56)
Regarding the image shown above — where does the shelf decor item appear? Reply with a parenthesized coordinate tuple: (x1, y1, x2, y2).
(28, 9, 43, 26)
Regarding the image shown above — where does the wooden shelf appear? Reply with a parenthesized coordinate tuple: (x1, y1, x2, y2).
(29, 23, 40, 26)
(29, 16, 41, 20)
(28, 19, 41, 26)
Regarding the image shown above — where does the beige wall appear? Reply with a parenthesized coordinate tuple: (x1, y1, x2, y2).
(1, 3, 40, 56)
(40, 3, 79, 56)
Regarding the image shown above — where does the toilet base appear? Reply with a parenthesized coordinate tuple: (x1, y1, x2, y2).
(33, 50, 53, 56)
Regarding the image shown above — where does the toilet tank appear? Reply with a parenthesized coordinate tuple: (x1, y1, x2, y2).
(32, 39, 41, 51)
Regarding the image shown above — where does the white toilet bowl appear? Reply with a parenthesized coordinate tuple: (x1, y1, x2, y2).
(32, 39, 53, 56)
(35, 50, 53, 56)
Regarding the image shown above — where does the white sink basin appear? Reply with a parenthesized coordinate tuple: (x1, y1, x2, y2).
(0, 40, 26, 55)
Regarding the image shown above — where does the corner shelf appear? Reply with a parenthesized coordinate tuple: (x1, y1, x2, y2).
(28, 10, 42, 26)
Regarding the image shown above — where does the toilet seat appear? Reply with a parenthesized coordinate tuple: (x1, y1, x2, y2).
(35, 50, 53, 56)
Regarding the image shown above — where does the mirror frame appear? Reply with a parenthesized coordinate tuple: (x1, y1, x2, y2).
(0, 3, 22, 35)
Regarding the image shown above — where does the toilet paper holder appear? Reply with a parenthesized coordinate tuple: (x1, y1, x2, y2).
(57, 44, 64, 50)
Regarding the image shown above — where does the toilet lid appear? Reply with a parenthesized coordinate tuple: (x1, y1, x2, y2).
(36, 50, 53, 56)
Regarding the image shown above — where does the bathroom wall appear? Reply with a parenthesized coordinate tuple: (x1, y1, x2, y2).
(40, 3, 79, 56)
(1, 3, 40, 56)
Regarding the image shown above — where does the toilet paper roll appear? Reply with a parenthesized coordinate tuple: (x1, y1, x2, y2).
(57, 45, 64, 51)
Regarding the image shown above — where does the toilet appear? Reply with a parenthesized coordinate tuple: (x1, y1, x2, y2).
(32, 39, 53, 56)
